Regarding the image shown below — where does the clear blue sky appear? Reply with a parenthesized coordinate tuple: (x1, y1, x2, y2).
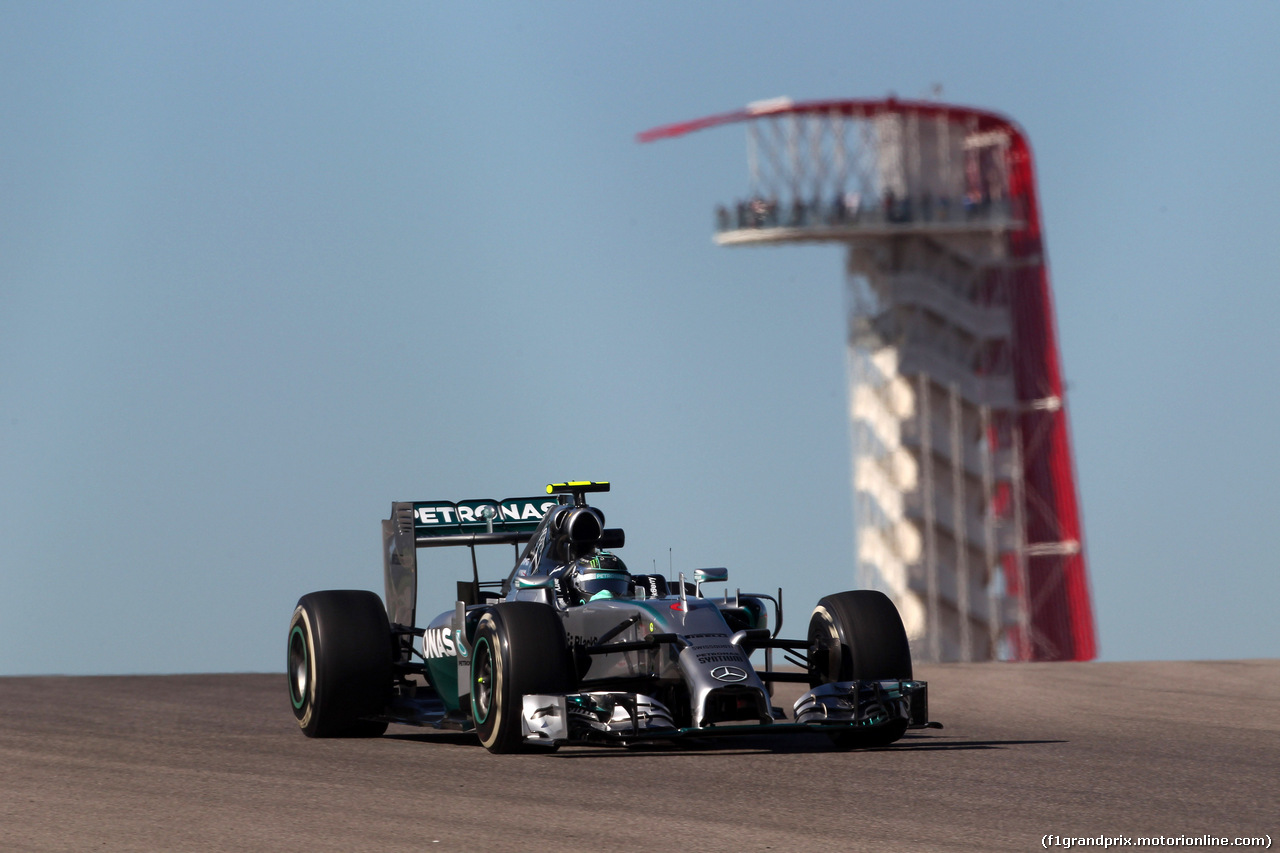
(3, 2, 1278, 674)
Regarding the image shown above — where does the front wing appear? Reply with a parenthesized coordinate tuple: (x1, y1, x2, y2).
(518, 679, 932, 746)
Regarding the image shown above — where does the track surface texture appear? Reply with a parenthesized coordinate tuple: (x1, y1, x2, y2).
(2, 661, 1275, 852)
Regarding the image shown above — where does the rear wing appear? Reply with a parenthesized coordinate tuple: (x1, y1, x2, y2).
(382, 496, 560, 634)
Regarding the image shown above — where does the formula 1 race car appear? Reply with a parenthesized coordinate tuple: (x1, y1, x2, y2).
(287, 481, 935, 752)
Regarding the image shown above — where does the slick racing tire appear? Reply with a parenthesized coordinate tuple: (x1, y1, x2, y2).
(807, 590, 912, 748)
(471, 602, 574, 754)
(288, 590, 392, 738)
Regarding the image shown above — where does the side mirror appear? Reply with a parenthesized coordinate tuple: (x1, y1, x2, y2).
(694, 567, 728, 596)
(513, 575, 556, 590)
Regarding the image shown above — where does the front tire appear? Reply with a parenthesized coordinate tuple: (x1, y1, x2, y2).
(807, 590, 912, 748)
(288, 590, 392, 738)
(471, 602, 574, 753)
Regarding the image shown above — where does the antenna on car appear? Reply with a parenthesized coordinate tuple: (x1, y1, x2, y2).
(546, 480, 610, 507)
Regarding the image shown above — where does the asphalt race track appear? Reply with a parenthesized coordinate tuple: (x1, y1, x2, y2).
(2, 661, 1275, 852)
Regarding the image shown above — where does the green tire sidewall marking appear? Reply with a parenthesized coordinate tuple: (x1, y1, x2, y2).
(472, 635, 492, 725)
(289, 624, 308, 710)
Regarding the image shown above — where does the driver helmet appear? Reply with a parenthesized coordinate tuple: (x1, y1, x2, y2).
(571, 552, 631, 602)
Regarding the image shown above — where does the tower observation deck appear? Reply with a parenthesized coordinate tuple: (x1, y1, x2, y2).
(641, 97, 1096, 662)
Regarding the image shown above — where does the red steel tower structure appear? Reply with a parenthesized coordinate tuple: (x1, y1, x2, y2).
(641, 97, 1096, 662)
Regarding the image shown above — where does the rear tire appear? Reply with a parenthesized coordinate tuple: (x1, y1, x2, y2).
(471, 602, 574, 753)
(288, 590, 392, 738)
(807, 590, 912, 748)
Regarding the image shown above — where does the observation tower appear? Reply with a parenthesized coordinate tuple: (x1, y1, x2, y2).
(640, 97, 1095, 662)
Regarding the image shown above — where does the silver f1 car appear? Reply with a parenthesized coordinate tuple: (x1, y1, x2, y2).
(287, 481, 935, 752)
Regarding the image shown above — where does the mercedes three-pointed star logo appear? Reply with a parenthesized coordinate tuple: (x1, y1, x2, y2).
(710, 665, 748, 682)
